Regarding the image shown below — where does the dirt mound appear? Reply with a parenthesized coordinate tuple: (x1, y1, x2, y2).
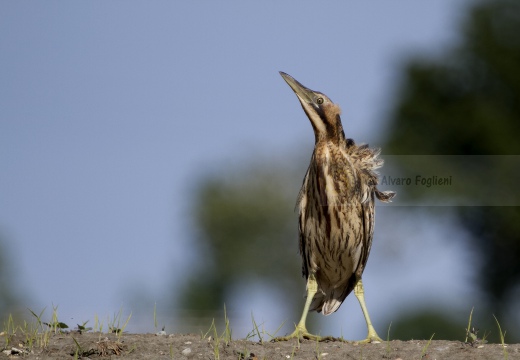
(2, 332, 518, 359)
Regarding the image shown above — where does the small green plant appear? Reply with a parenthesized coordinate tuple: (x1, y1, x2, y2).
(43, 304, 69, 334)
(202, 319, 222, 359)
(108, 307, 132, 339)
(76, 320, 92, 334)
(4, 306, 142, 355)
(108, 308, 122, 334)
(20, 319, 39, 351)
(465, 307, 474, 343)
(28, 306, 56, 348)
(464, 308, 489, 347)
(493, 314, 508, 360)
(222, 305, 232, 346)
(212, 323, 221, 360)
(202, 306, 234, 360)
(420, 333, 434, 359)
(2, 314, 16, 348)
(466, 326, 489, 347)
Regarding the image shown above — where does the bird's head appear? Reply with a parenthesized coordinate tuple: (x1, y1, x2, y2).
(280, 71, 344, 143)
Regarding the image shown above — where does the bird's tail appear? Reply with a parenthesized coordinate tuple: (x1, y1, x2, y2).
(309, 287, 352, 316)
(376, 189, 396, 202)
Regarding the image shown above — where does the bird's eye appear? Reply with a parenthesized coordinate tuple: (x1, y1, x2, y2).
(316, 97, 324, 105)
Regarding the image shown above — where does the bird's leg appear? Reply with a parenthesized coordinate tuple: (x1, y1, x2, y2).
(273, 274, 334, 342)
(293, 274, 317, 335)
(354, 279, 382, 343)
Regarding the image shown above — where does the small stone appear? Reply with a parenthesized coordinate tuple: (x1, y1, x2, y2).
(182, 348, 192, 356)
(9, 347, 28, 355)
(184, 341, 192, 344)
(320, 352, 329, 357)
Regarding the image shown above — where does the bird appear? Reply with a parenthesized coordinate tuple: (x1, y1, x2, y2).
(276, 72, 395, 343)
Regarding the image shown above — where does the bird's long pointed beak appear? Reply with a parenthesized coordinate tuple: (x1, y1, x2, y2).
(279, 71, 314, 104)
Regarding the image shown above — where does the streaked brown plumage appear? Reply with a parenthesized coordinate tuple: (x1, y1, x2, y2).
(276, 72, 395, 342)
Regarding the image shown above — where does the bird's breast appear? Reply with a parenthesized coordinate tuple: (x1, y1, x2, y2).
(316, 145, 359, 206)
(299, 143, 366, 279)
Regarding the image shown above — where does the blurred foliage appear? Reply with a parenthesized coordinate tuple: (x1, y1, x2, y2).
(384, 0, 520, 341)
(0, 234, 24, 322)
(391, 311, 465, 341)
(172, 159, 309, 332)
(387, 1, 520, 155)
(172, 0, 520, 341)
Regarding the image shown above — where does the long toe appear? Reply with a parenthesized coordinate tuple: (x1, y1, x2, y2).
(272, 328, 340, 342)
(355, 334, 383, 344)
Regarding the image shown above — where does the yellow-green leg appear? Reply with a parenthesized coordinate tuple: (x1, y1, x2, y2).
(354, 279, 382, 343)
(273, 274, 336, 342)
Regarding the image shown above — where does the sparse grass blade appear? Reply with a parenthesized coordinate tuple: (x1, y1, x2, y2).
(27, 307, 46, 330)
(465, 307, 474, 343)
(153, 302, 158, 332)
(266, 319, 287, 341)
(201, 318, 216, 340)
(117, 311, 132, 340)
(250, 312, 263, 343)
(493, 314, 508, 360)
(314, 336, 322, 359)
(222, 304, 232, 346)
(385, 322, 392, 358)
(71, 336, 83, 357)
(420, 333, 434, 359)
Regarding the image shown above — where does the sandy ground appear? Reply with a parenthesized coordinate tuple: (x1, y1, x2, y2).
(2, 331, 519, 359)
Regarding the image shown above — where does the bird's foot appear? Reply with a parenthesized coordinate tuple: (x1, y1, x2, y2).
(271, 326, 338, 342)
(353, 331, 383, 344)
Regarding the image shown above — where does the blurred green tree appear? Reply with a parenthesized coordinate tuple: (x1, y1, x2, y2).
(384, 0, 520, 341)
(0, 234, 24, 323)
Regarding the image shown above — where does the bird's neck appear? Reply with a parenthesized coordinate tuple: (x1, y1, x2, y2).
(313, 114, 347, 146)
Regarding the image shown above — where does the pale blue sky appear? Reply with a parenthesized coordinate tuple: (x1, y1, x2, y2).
(1, 1, 485, 337)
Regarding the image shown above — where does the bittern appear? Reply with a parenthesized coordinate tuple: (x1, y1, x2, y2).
(277, 72, 395, 343)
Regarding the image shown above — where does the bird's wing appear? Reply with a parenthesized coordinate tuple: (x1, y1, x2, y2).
(357, 191, 376, 278)
(297, 162, 312, 278)
(298, 220, 309, 278)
